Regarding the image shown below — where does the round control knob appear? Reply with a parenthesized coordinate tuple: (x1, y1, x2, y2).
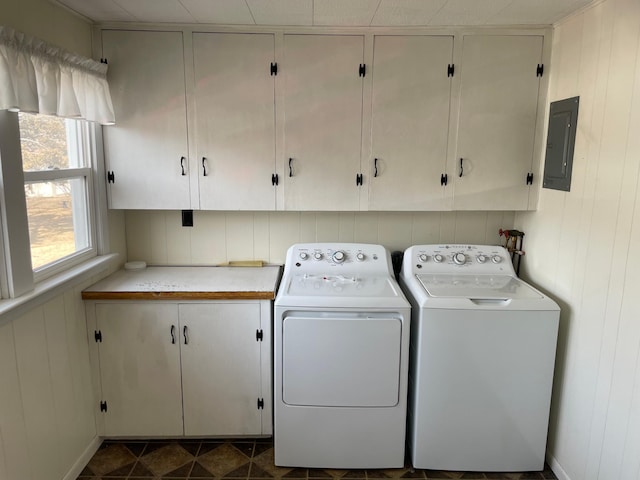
(356, 253, 365, 262)
(313, 252, 323, 261)
(419, 254, 428, 263)
(453, 253, 466, 265)
(492, 255, 502, 264)
(476, 254, 487, 264)
(299, 252, 308, 260)
(434, 254, 444, 263)
(332, 251, 346, 263)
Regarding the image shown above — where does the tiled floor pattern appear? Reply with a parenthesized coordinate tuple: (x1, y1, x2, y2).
(77, 439, 558, 480)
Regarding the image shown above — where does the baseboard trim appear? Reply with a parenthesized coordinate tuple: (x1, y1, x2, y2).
(547, 450, 571, 480)
(63, 436, 102, 480)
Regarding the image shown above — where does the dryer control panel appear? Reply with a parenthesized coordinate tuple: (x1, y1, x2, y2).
(284, 243, 394, 277)
(403, 244, 516, 275)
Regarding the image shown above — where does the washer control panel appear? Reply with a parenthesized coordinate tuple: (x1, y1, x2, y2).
(286, 243, 392, 276)
(404, 244, 515, 275)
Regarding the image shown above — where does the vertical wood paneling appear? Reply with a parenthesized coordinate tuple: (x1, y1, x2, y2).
(353, 212, 379, 244)
(165, 210, 192, 264)
(253, 213, 271, 261)
(43, 296, 78, 469)
(316, 213, 341, 242)
(127, 210, 524, 264)
(411, 212, 442, 245)
(515, 1, 640, 479)
(269, 212, 300, 263)
(149, 211, 169, 263)
(226, 212, 255, 261)
(598, 3, 640, 475)
(190, 212, 226, 265)
(13, 308, 63, 480)
(64, 286, 97, 450)
(377, 212, 413, 251)
(124, 210, 151, 262)
(0, 323, 31, 480)
(584, 0, 639, 475)
(338, 213, 355, 242)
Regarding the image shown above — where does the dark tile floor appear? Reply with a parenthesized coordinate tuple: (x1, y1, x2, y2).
(77, 438, 558, 480)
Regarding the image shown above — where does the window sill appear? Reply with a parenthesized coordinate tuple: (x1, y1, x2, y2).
(0, 253, 119, 326)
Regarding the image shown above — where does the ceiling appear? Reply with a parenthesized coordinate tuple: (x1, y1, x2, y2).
(52, 0, 594, 27)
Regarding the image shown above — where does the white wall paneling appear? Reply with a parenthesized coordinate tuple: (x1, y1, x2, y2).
(515, 0, 640, 478)
(124, 210, 516, 264)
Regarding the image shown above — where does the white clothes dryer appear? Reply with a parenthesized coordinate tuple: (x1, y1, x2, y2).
(274, 243, 411, 469)
(400, 244, 559, 472)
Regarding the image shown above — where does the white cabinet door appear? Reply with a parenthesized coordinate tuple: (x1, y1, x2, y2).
(453, 35, 543, 210)
(179, 303, 262, 436)
(102, 30, 191, 209)
(96, 303, 183, 436)
(283, 35, 365, 210)
(194, 33, 277, 210)
(369, 36, 453, 211)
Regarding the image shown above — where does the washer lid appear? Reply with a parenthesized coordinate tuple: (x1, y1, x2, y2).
(416, 274, 543, 299)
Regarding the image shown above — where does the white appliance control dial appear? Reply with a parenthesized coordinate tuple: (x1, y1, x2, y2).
(299, 252, 308, 260)
(356, 253, 365, 262)
(433, 254, 444, 263)
(453, 252, 467, 265)
(492, 255, 502, 263)
(313, 252, 323, 261)
(419, 254, 428, 263)
(332, 251, 346, 263)
(476, 254, 487, 264)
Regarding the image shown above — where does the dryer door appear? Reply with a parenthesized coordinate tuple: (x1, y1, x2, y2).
(282, 312, 402, 407)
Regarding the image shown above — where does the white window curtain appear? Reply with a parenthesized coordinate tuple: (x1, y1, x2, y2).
(0, 26, 115, 125)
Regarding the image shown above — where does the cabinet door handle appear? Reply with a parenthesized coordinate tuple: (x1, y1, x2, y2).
(202, 157, 207, 176)
(374, 158, 379, 178)
(459, 158, 464, 177)
(183, 325, 189, 345)
(180, 157, 186, 176)
(170, 325, 176, 344)
(289, 158, 293, 177)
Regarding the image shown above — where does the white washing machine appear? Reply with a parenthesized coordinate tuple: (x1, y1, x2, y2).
(274, 243, 411, 469)
(400, 244, 559, 472)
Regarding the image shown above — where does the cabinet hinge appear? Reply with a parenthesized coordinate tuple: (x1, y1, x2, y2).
(271, 173, 279, 186)
(356, 173, 363, 186)
(270, 62, 278, 76)
(256, 329, 263, 341)
(94, 330, 102, 342)
(526, 172, 534, 185)
(257, 398, 264, 410)
(100, 58, 108, 64)
(100, 401, 108, 412)
(447, 64, 455, 77)
(359, 64, 366, 77)
(536, 64, 544, 77)
(440, 173, 448, 186)
(107, 171, 115, 184)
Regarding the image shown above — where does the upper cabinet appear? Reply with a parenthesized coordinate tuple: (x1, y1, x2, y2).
(368, 35, 454, 211)
(453, 35, 544, 210)
(102, 30, 191, 210)
(282, 35, 365, 211)
(99, 28, 548, 212)
(193, 33, 277, 210)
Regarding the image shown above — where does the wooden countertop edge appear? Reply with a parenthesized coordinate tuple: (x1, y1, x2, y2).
(81, 291, 276, 301)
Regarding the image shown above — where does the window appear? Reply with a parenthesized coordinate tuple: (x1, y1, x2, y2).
(18, 113, 96, 278)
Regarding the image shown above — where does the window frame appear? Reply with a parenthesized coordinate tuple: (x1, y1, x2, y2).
(21, 116, 98, 281)
(0, 110, 109, 299)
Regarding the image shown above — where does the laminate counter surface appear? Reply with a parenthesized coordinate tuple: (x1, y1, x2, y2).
(81, 266, 282, 300)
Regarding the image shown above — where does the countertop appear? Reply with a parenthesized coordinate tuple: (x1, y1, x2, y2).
(81, 265, 282, 301)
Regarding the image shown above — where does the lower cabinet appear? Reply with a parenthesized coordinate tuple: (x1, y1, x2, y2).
(87, 301, 272, 437)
